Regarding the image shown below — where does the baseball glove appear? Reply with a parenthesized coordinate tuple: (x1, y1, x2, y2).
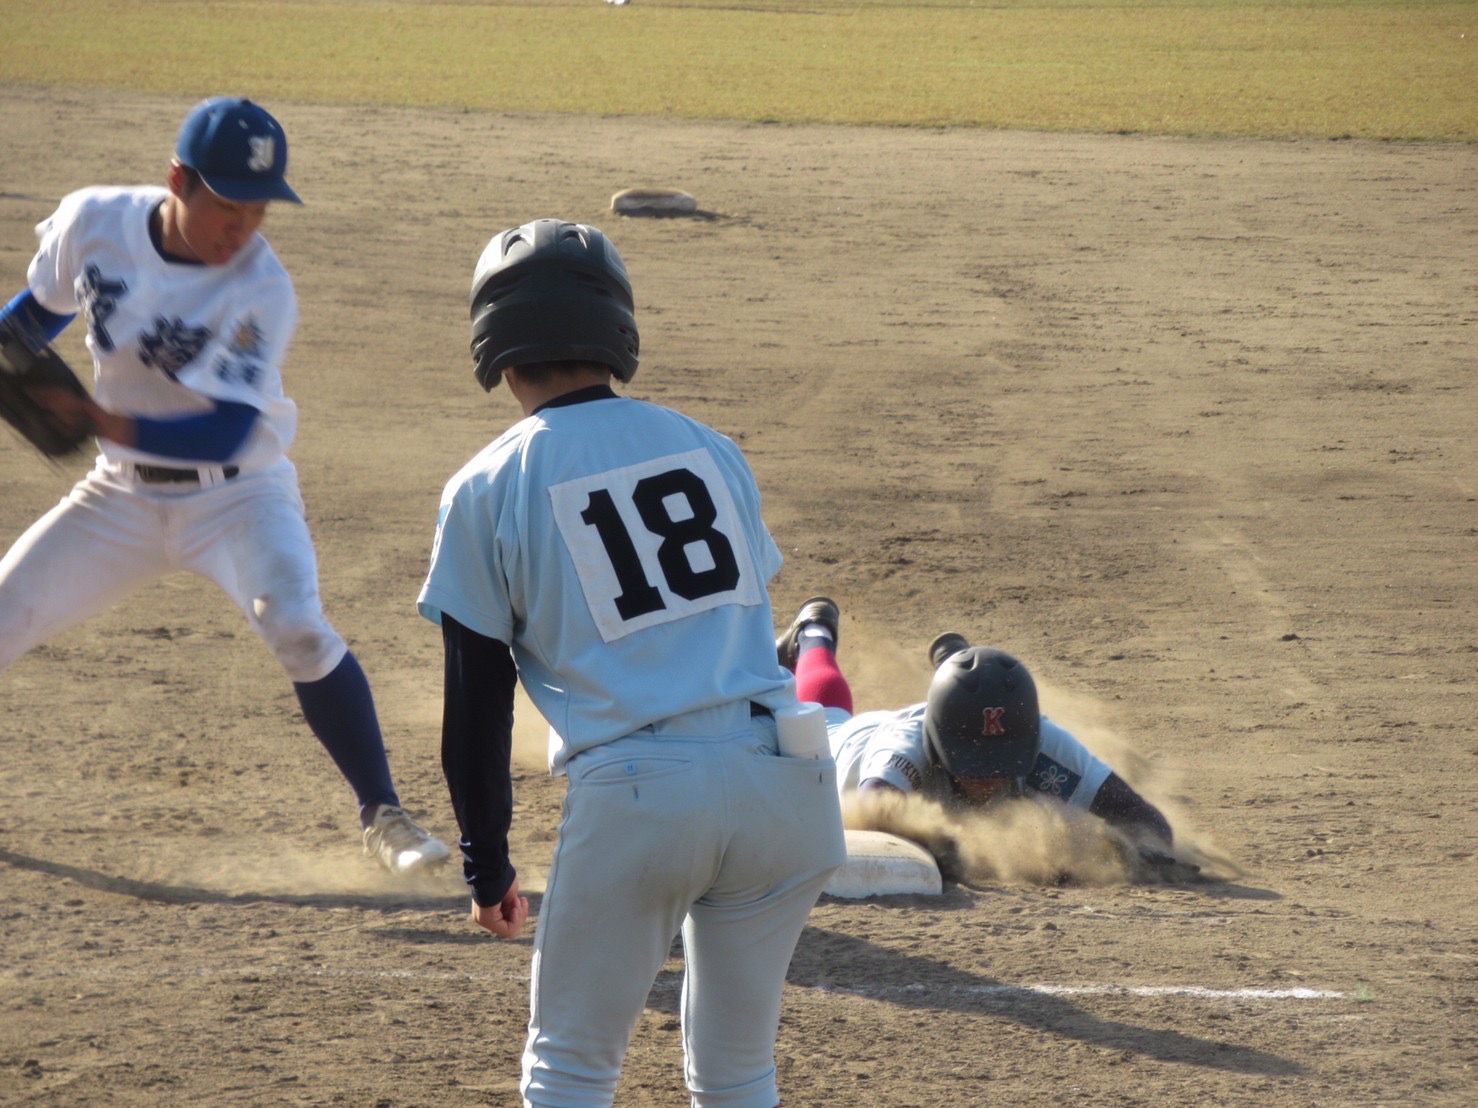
(0, 314, 92, 457)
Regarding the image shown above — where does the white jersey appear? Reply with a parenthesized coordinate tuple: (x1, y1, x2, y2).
(829, 702, 1114, 809)
(27, 185, 298, 471)
(418, 389, 795, 771)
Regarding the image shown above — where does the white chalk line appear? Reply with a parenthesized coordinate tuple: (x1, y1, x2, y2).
(1, 965, 1346, 1001)
(820, 982, 1347, 1001)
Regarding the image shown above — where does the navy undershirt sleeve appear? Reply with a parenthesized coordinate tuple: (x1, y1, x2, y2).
(440, 613, 520, 907)
(3, 288, 77, 344)
(1088, 772, 1174, 845)
(132, 400, 259, 462)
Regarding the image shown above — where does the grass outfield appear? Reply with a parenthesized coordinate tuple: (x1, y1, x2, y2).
(0, 0, 1472, 140)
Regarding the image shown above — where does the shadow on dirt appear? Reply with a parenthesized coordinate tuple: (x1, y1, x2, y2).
(775, 924, 1305, 1076)
(0, 846, 486, 914)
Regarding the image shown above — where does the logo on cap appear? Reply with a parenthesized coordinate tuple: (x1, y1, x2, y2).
(247, 136, 276, 174)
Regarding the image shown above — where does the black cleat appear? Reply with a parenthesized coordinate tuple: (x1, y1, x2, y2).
(775, 596, 841, 671)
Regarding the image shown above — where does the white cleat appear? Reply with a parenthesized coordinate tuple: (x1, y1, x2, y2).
(363, 804, 452, 875)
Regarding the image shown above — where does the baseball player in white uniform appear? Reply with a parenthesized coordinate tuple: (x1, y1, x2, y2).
(776, 598, 1181, 869)
(418, 219, 846, 1107)
(0, 97, 448, 875)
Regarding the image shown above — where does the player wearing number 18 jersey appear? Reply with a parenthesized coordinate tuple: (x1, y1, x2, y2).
(418, 219, 844, 1107)
(430, 411, 784, 764)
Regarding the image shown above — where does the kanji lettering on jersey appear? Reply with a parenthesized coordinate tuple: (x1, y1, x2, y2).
(75, 264, 127, 353)
(139, 316, 211, 379)
(213, 320, 265, 387)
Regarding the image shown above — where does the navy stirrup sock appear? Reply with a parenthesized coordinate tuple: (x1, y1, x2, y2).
(293, 652, 399, 826)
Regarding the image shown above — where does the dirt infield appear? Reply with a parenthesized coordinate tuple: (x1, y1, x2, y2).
(1, 85, 1473, 1106)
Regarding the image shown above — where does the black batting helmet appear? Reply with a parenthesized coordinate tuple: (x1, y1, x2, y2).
(469, 218, 640, 390)
(923, 646, 1041, 796)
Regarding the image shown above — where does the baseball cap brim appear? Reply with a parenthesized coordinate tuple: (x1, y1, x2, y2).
(197, 173, 302, 204)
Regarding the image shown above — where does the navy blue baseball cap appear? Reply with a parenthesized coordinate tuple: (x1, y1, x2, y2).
(175, 97, 302, 204)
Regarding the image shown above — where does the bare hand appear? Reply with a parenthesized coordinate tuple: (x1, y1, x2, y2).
(26, 384, 132, 445)
(470, 880, 529, 939)
(25, 383, 93, 434)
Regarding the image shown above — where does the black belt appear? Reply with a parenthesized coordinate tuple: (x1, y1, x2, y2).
(134, 464, 239, 484)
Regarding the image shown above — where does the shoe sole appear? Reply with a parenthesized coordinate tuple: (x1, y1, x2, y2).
(776, 596, 840, 671)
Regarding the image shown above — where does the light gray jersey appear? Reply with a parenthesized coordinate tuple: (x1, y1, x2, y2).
(828, 702, 1114, 808)
(419, 390, 796, 771)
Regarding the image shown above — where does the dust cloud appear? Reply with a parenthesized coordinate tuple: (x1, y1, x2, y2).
(830, 633, 1241, 886)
